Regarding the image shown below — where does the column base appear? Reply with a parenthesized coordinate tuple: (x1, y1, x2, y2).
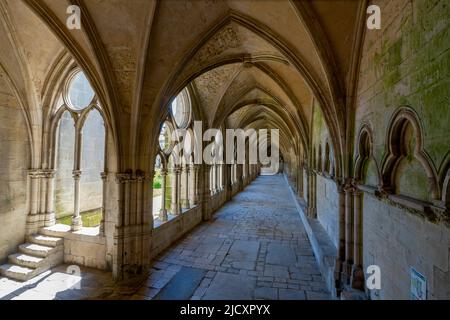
(333, 257, 344, 295)
(100, 220, 105, 234)
(44, 212, 56, 227)
(171, 205, 182, 216)
(341, 260, 353, 286)
(71, 216, 83, 231)
(26, 214, 43, 235)
(181, 200, 190, 209)
(350, 264, 365, 290)
(159, 209, 168, 221)
(307, 206, 316, 218)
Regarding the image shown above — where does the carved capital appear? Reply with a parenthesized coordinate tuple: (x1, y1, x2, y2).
(115, 172, 133, 184)
(376, 185, 391, 199)
(72, 170, 82, 179)
(28, 169, 45, 179)
(42, 169, 56, 179)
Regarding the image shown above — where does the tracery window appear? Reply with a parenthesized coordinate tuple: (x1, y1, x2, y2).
(152, 88, 196, 227)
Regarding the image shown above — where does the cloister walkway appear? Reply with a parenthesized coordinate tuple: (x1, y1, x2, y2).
(0, 175, 330, 300)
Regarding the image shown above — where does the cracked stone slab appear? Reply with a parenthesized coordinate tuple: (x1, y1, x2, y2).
(203, 272, 256, 300)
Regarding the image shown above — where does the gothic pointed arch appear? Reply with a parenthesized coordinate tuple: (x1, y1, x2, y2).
(381, 106, 439, 200)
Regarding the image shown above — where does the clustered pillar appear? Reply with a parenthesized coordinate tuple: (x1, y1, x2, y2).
(159, 169, 168, 221)
(170, 166, 182, 215)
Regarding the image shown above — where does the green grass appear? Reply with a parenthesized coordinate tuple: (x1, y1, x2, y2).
(153, 169, 162, 189)
(56, 208, 102, 228)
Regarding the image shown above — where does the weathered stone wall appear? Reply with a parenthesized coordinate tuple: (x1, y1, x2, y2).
(316, 175, 339, 248)
(363, 194, 450, 300)
(151, 205, 203, 259)
(64, 233, 107, 270)
(209, 189, 227, 213)
(311, 99, 339, 247)
(355, 0, 450, 299)
(0, 75, 30, 263)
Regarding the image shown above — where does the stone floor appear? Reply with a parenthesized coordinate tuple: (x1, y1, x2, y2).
(0, 175, 330, 300)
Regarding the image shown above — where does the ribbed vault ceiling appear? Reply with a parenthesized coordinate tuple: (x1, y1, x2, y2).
(0, 0, 365, 173)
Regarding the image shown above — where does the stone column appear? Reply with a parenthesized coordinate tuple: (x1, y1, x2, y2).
(351, 188, 365, 290)
(170, 166, 182, 215)
(135, 171, 145, 226)
(212, 164, 218, 194)
(353, 189, 362, 266)
(237, 164, 243, 191)
(219, 164, 224, 190)
(231, 164, 235, 185)
(183, 165, 190, 208)
(113, 170, 152, 281)
(26, 170, 42, 234)
(216, 164, 221, 191)
(202, 164, 211, 221)
(334, 183, 346, 293)
(44, 170, 56, 227)
(307, 170, 317, 218)
(342, 183, 355, 284)
(100, 123, 109, 233)
(189, 164, 198, 205)
(159, 169, 168, 221)
(99, 172, 107, 233)
(298, 166, 304, 198)
(71, 170, 82, 231)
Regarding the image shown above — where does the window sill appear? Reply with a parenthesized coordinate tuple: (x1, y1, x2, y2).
(41, 224, 105, 243)
(153, 205, 200, 229)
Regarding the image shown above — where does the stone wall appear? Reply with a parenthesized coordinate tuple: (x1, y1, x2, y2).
(355, 0, 450, 299)
(209, 189, 227, 213)
(64, 233, 107, 270)
(311, 97, 339, 247)
(363, 194, 450, 299)
(316, 175, 339, 249)
(151, 205, 203, 259)
(0, 75, 30, 263)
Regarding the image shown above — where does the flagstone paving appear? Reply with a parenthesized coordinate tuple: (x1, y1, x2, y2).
(0, 175, 330, 300)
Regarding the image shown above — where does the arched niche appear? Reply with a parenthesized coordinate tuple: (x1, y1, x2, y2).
(354, 124, 380, 187)
(381, 107, 439, 201)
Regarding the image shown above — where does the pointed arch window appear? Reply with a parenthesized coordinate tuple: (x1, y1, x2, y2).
(153, 87, 196, 228)
(52, 69, 107, 232)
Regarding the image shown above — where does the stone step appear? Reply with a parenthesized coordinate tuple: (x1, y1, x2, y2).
(0, 264, 37, 282)
(29, 234, 63, 247)
(8, 253, 44, 269)
(39, 224, 71, 238)
(18, 243, 58, 258)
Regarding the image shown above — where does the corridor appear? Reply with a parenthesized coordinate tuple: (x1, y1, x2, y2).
(0, 174, 330, 300)
(142, 174, 330, 300)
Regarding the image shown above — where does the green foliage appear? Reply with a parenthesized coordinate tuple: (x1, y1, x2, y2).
(153, 169, 162, 189)
(56, 208, 102, 228)
(153, 181, 162, 189)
